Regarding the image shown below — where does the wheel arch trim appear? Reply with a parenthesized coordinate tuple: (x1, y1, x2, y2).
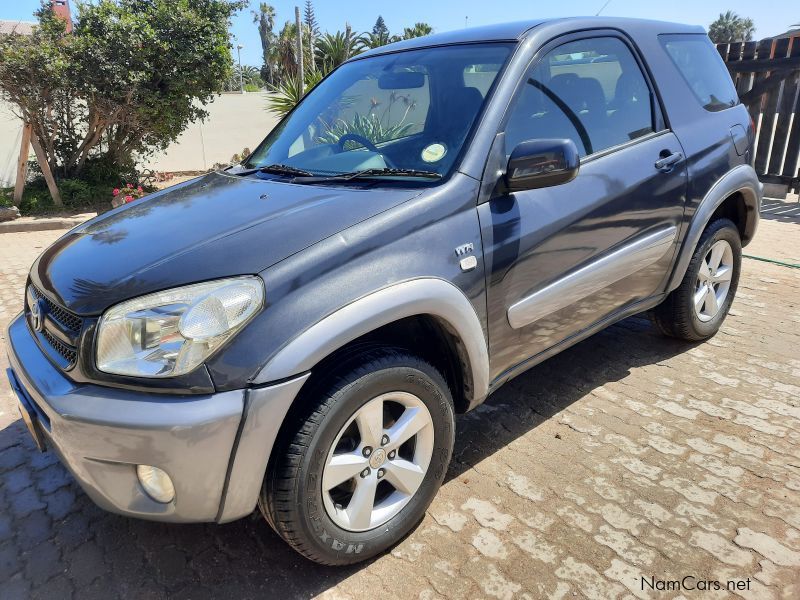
(252, 278, 491, 407)
(666, 164, 761, 292)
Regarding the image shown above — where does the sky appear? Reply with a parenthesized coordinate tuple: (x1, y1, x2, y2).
(2, 0, 798, 67)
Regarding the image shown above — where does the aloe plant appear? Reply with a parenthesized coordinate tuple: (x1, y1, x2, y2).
(316, 113, 415, 147)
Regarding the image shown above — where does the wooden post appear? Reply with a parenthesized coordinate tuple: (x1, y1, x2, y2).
(29, 132, 62, 206)
(295, 6, 304, 96)
(13, 123, 33, 205)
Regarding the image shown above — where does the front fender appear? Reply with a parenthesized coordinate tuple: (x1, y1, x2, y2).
(252, 277, 490, 407)
(666, 164, 762, 292)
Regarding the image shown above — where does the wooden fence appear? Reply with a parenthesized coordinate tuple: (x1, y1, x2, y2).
(717, 36, 800, 194)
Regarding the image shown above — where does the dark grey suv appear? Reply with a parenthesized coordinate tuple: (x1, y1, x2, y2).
(6, 17, 761, 565)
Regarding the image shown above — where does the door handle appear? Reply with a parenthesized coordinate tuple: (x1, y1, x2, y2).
(655, 151, 683, 172)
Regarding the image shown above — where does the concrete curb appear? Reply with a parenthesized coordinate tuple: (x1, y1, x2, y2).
(0, 216, 89, 234)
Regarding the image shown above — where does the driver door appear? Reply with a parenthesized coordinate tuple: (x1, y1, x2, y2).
(479, 33, 688, 382)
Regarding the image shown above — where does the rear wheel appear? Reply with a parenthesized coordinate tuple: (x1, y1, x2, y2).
(651, 218, 741, 341)
(260, 348, 455, 565)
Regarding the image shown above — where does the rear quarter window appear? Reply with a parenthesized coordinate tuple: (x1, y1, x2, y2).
(660, 34, 738, 112)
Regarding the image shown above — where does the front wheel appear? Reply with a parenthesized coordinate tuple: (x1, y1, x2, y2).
(651, 218, 741, 341)
(259, 348, 455, 565)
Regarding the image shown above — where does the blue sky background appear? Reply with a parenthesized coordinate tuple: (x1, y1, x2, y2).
(2, 0, 797, 67)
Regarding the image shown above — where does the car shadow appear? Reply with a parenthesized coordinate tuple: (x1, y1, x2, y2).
(446, 315, 697, 481)
(0, 315, 696, 598)
(760, 197, 800, 225)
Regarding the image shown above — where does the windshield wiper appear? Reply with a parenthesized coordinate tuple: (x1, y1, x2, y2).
(318, 167, 443, 181)
(231, 163, 315, 177)
(230, 165, 441, 182)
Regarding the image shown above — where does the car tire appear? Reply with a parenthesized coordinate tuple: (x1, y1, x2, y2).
(259, 347, 455, 565)
(651, 218, 741, 341)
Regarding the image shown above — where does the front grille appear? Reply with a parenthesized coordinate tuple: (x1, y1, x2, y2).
(27, 283, 83, 368)
(42, 329, 78, 364)
(29, 285, 83, 333)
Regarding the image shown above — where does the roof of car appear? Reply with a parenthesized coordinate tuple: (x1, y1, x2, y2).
(354, 17, 705, 59)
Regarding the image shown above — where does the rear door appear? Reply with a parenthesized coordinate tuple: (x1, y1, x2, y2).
(479, 32, 688, 381)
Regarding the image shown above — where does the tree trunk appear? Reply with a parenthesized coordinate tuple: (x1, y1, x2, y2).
(30, 132, 63, 206)
(295, 7, 304, 95)
(13, 123, 32, 205)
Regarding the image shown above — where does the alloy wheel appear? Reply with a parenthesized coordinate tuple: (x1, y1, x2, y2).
(321, 391, 434, 532)
(694, 239, 734, 322)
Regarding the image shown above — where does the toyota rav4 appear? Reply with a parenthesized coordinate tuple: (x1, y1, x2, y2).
(6, 17, 761, 565)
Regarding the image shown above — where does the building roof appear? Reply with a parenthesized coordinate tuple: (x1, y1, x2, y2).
(0, 21, 36, 36)
(769, 28, 800, 40)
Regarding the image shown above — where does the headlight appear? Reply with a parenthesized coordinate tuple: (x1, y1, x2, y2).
(96, 277, 264, 378)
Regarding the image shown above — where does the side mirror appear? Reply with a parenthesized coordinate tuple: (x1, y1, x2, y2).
(505, 139, 580, 193)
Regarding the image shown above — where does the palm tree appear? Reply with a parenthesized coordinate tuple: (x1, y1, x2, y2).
(225, 65, 264, 92)
(357, 30, 400, 50)
(708, 11, 755, 43)
(252, 3, 276, 85)
(273, 21, 315, 81)
(239, 65, 263, 86)
(402, 22, 433, 40)
(315, 31, 361, 71)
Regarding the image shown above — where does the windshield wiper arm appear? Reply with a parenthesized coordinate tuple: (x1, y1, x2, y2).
(231, 163, 314, 177)
(260, 164, 315, 177)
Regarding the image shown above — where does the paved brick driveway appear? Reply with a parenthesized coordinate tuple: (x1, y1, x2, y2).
(1, 207, 799, 599)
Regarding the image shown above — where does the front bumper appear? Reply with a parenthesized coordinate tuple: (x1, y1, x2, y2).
(5, 313, 308, 523)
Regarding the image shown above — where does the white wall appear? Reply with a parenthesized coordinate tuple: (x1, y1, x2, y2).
(0, 93, 280, 187)
(145, 92, 279, 172)
(0, 101, 24, 187)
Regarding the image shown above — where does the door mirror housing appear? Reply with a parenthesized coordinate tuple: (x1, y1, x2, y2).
(505, 139, 580, 193)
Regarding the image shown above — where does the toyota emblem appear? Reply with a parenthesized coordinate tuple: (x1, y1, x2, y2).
(30, 299, 46, 332)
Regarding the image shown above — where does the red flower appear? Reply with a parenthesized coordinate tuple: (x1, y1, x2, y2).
(137, 186, 143, 192)
(127, 183, 133, 189)
(124, 195, 134, 203)
(113, 188, 120, 196)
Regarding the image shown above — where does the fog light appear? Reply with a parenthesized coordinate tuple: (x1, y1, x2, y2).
(136, 464, 175, 503)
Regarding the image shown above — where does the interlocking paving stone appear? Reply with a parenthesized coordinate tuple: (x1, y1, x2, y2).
(1, 219, 799, 598)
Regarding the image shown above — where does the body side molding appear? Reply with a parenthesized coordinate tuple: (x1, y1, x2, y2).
(666, 163, 762, 293)
(252, 278, 491, 407)
(507, 226, 678, 329)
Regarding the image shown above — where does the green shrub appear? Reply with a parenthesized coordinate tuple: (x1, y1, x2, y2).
(8, 157, 153, 216)
(267, 70, 325, 118)
(80, 156, 139, 187)
(16, 181, 55, 215)
(59, 179, 93, 208)
(13, 177, 112, 215)
(0, 187, 13, 207)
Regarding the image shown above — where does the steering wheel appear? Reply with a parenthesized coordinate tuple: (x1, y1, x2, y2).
(336, 134, 396, 168)
(337, 133, 379, 153)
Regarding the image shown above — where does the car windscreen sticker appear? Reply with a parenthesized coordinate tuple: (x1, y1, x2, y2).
(421, 143, 447, 163)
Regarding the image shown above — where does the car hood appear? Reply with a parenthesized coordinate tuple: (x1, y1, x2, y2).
(30, 172, 422, 314)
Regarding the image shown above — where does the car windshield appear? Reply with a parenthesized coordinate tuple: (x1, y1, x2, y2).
(244, 43, 513, 181)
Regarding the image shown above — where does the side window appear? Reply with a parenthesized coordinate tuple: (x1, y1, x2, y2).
(504, 36, 655, 157)
(464, 62, 504, 97)
(660, 34, 738, 112)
